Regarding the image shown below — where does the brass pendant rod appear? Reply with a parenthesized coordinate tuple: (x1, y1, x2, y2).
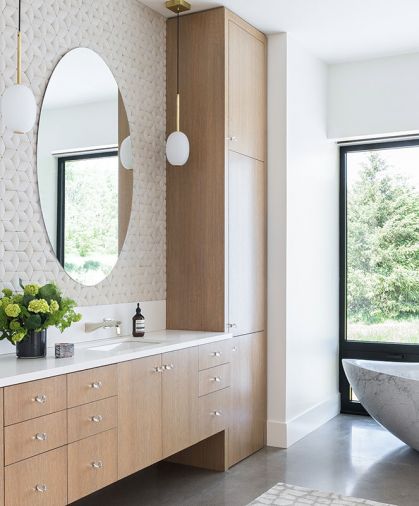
(16, 0, 22, 84)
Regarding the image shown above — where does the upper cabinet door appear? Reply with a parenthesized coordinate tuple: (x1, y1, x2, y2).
(228, 17, 266, 162)
(228, 151, 266, 336)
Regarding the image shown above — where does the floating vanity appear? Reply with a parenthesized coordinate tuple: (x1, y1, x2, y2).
(0, 329, 266, 505)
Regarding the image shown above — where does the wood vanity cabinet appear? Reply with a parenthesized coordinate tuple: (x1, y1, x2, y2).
(0, 389, 3, 506)
(167, 7, 267, 466)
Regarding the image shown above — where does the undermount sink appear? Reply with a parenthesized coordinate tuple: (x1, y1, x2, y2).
(87, 339, 162, 352)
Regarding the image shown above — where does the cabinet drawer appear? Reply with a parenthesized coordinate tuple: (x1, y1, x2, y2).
(5, 446, 67, 506)
(4, 375, 66, 426)
(4, 410, 67, 465)
(68, 396, 117, 443)
(199, 339, 232, 370)
(199, 363, 231, 396)
(199, 387, 230, 440)
(68, 429, 118, 503)
(67, 365, 117, 408)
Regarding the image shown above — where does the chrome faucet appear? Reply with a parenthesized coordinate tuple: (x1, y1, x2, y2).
(85, 319, 122, 336)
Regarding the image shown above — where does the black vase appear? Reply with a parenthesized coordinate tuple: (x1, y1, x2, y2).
(16, 330, 47, 359)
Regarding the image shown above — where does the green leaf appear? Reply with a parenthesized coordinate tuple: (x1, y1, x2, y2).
(38, 284, 59, 303)
(23, 314, 42, 330)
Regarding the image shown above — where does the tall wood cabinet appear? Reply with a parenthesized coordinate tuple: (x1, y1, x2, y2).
(167, 7, 267, 465)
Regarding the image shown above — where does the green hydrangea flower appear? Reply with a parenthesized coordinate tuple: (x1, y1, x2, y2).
(50, 300, 59, 313)
(0, 297, 11, 308)
(24, 284, 40, 296)
(12, 294, 23, 304)
(4, 304, 21, 318)
(2, 288, 13, 297)
(11, 330, 27, 344)
(9, 320, 21, 331)
(28, 299, 50, 314)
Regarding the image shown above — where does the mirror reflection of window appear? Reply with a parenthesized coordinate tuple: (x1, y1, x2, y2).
(57, 152, 118, 286)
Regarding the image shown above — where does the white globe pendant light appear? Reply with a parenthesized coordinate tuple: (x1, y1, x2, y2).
(165, 0, 191, 166)
(1, 0, 36, 134)
(120, 135, 133, 170)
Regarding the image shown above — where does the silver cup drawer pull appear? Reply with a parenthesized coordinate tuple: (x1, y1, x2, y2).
(211, 351, 221, 357)
(153, 366, 163, 373)
(210, 376, 221, 383)
(164, 364, 175, 370)
(91, 415, 103, 423)
(91, 460, 103, 469)
(34, 432, 48, 441)
(90, 381, 103, 389)
(34, 394, 47, 404)
(35, 484, 48, 493)
(211, 410, 222, 416)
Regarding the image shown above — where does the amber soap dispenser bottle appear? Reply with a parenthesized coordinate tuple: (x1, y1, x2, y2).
(132, 303, 145, 337)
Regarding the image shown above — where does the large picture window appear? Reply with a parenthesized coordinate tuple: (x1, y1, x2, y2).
(340, 140, 419, 414)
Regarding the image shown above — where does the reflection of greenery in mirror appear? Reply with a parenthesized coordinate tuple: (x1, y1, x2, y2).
(37, 48, 133, 286)
(58, 153, 118, 286)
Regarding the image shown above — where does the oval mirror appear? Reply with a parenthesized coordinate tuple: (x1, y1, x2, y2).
(37, 48, 133, 286)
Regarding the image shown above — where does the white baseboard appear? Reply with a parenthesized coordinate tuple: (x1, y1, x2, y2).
(267, 393, 341, 448)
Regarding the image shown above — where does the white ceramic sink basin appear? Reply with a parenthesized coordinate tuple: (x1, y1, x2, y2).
(87, 339, 162, 353)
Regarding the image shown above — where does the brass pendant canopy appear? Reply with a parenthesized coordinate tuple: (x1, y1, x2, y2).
(165, 0, 191, 13)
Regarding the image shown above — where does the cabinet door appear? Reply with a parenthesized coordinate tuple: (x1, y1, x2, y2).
(162, 347, 199, 458)
(228, 17, 266, 161)
(0, 389, 3, 506)
(118, 355, 163, 479)
(5, 447, 67, 506)
(228, 151, 266, 336)
(229, 332, 266, 466)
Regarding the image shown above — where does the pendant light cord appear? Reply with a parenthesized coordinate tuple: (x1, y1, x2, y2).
(16, 0, 22, 84)
(18, 0, 21, 31)
(176, 9, 180, 95)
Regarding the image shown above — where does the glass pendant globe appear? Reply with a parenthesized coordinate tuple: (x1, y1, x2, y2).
(1, 84, 36, 134)
(120, 135, 133, 170)
(166, 131, 190, 166)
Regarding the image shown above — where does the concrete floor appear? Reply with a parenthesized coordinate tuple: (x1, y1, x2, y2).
(75, 415, 419, 506)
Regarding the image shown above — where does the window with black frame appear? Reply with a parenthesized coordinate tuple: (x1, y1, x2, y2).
(56, 150, 119, 287)
(339, 140, 419, 414)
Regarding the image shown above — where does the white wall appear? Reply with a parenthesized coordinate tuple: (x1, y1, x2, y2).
(37, 99, 118, 249)
(268, 33, 340, 448)
(328, 52, 419, 140)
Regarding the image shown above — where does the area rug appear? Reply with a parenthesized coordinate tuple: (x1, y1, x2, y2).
(248, 482, 396, 506)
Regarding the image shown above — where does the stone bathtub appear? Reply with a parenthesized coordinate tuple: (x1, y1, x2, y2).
(343, 358, 419, 451)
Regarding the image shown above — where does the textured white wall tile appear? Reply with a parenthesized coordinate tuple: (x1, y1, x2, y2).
(0, 0, 166, 305)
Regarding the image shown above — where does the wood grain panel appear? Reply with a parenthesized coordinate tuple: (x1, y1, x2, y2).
(5, 447, 67, 506)
(118, 356, 162, 479)
(198, 364, 231, 397)
(67, 396, 117, 443)
(4, 410, 67, 465)
(67, 365, 117, 408)
(198, 339, 232, 370)
(166, 8, 226, 331)
(4, 375, 66, 426)
(228, 15, 266, 161)
(228, 332, 266, 467)
(198, 387, 230, 441)
(68, 429, 117, 503)
(162, 347, 199, 458)
(118, 90, 133, 252)
(228, 153, 266, 336)
(0, 389, 3, 506)
(168, 430, 228, 472)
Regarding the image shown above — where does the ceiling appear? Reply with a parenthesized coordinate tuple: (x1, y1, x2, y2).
(141, 0, 419, 63)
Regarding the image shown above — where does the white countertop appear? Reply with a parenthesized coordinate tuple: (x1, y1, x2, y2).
(0, 330, 232, 387)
